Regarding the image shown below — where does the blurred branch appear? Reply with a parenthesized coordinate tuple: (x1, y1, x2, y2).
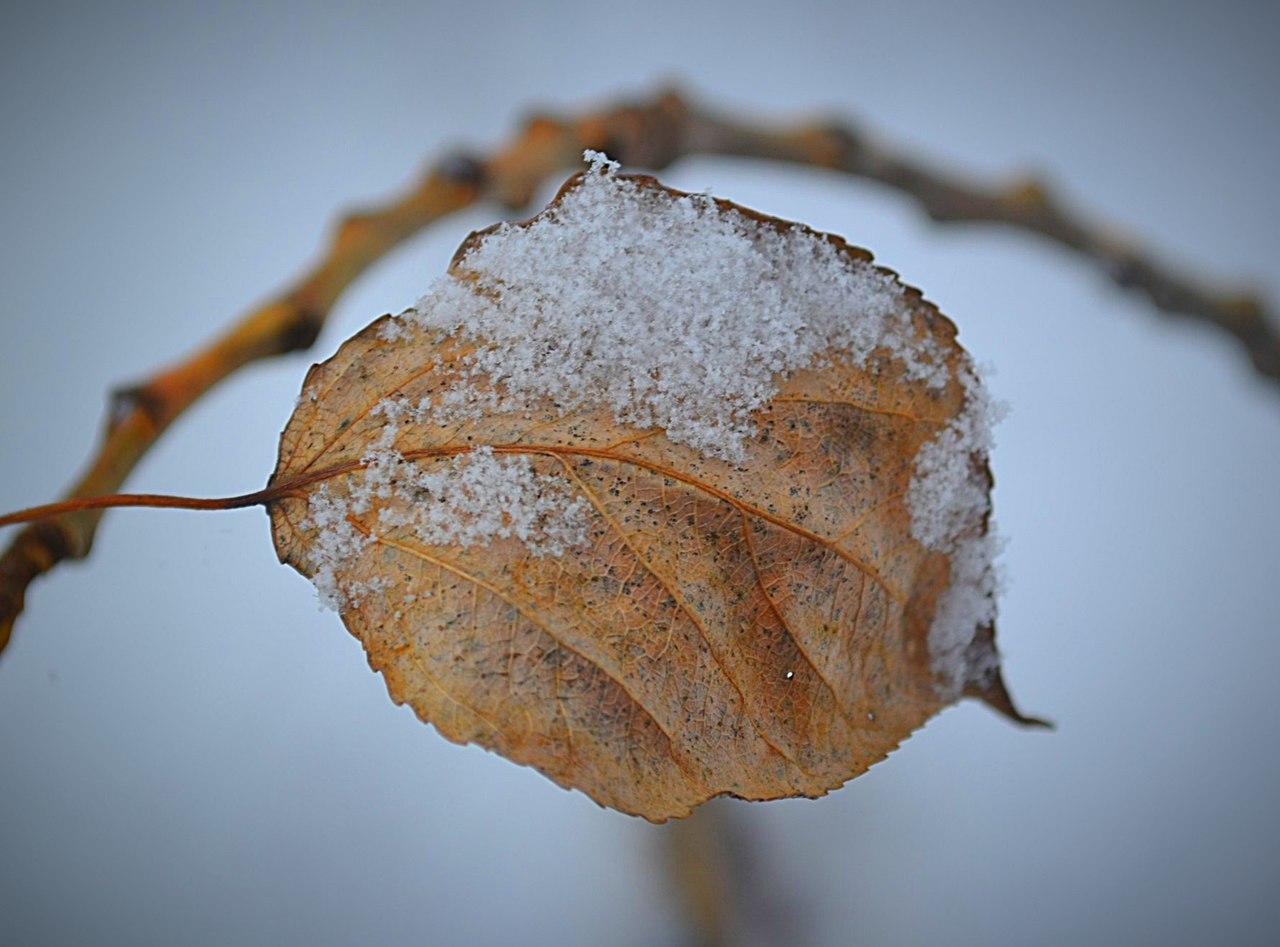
(3, 85, 1276, 653)
(663, 800, 804, 947)
(685, 102, 1280, 382)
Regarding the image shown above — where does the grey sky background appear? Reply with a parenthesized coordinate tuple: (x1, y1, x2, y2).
(1, 1, 1278, 945)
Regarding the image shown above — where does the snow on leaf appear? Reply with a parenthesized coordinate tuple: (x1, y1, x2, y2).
(267, 165, 1038, 821)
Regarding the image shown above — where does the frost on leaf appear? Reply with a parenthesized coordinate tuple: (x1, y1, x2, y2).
(268, 159, 1038, 821)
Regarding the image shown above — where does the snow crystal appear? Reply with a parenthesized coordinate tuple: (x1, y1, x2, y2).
(393, 150, 949, 461)
(906, 361, 1006, 698)
(582, 148, 620, 174)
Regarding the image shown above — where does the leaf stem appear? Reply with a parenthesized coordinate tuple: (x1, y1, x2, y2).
(0, 488, 282, 529)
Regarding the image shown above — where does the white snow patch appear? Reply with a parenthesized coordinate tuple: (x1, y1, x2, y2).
(373, 445, 589, 556)
(300, 420, 588, 610)
(298, 483, 373, 611)
(391, 150, 948, 462)
(906, 361, 1006, 698)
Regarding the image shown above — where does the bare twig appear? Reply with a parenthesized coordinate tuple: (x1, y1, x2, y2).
(2, 86, 1275, 653)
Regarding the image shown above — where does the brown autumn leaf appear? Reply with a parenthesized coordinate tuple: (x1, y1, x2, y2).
(267, 162, 1037, 821)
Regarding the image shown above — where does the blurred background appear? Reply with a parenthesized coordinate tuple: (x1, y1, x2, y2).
(2, 1, 1278, 944)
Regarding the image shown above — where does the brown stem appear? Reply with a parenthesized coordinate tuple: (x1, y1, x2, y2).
(0, 490, 281, 529)
(3, 86, 1276, 654)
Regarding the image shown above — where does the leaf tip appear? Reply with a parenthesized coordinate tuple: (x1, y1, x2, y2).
(967, 667, 1052, 730)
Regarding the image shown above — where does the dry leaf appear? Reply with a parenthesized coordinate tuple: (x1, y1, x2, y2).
(267, 166, 1037, 821)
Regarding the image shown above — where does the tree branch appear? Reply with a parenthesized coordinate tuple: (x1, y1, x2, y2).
(684, 101, 1280, 381)
(2, 87, 1275, 653)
